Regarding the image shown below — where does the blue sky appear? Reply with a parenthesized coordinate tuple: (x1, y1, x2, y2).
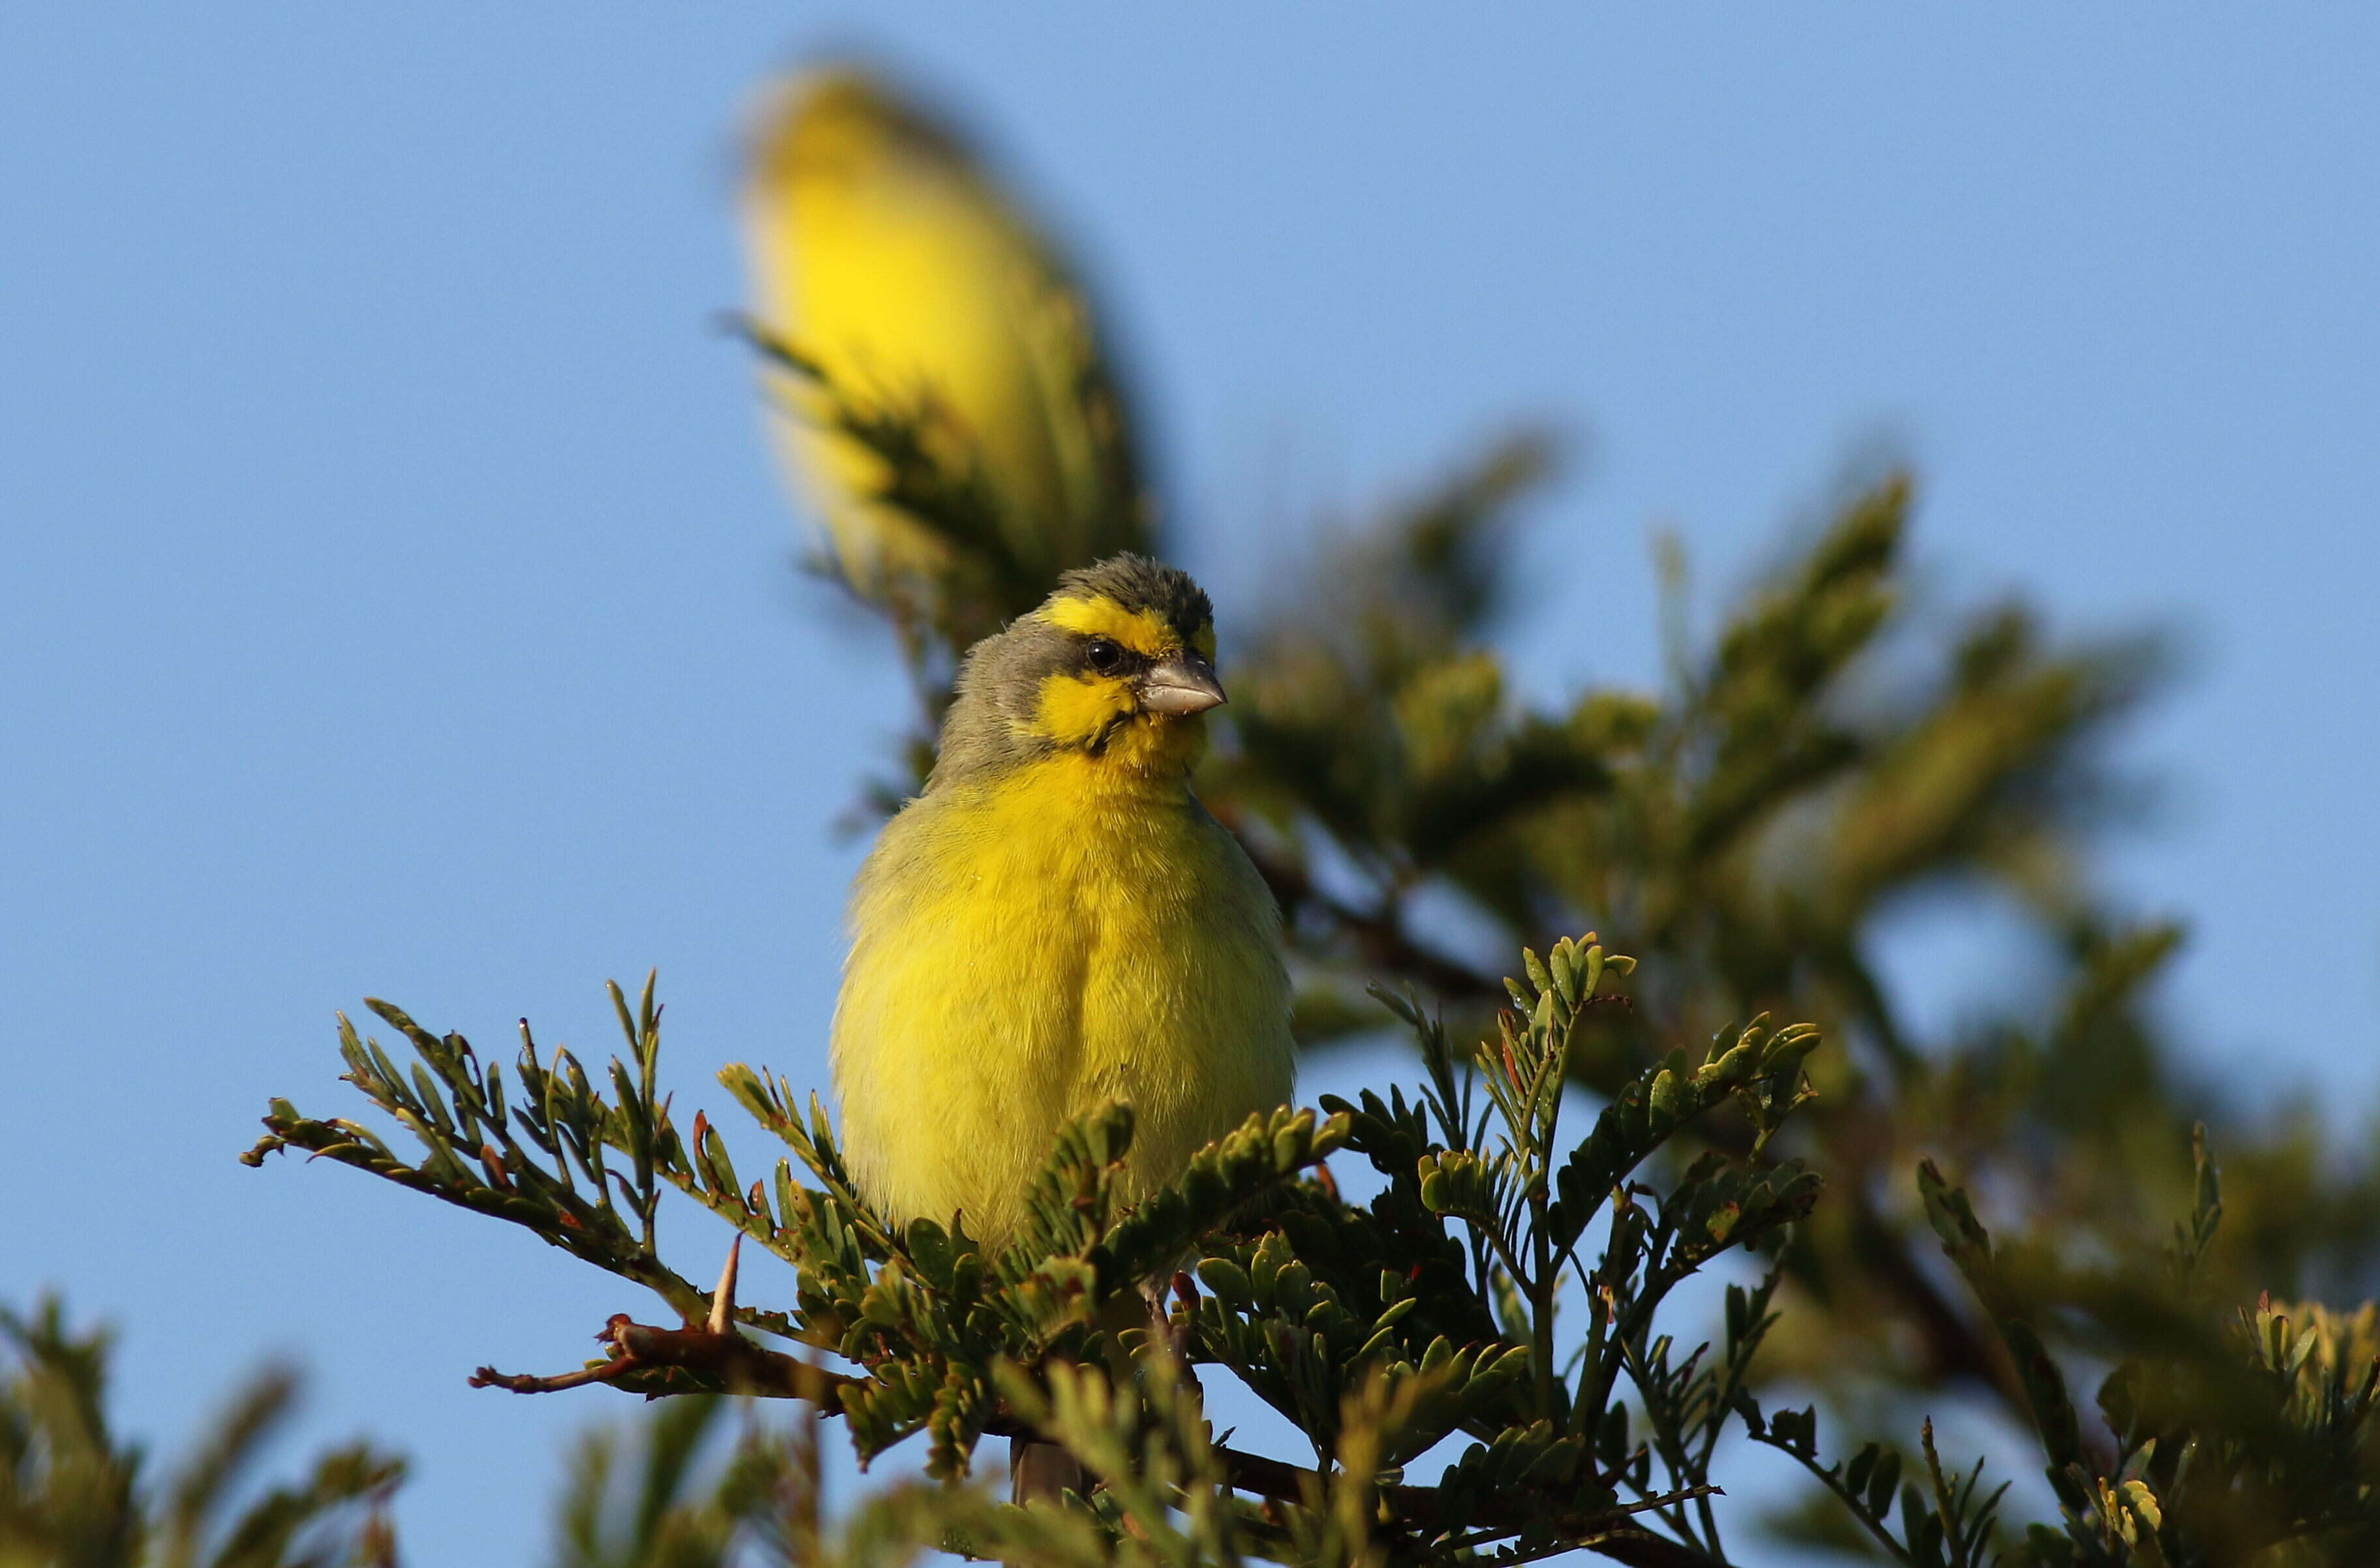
(5, 7, 2377, 1562)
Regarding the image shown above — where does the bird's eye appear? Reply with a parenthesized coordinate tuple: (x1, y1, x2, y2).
(1085, 638, 1123, 673)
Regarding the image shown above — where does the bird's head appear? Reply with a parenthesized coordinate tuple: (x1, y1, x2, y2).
(931, 555, 1225, 786)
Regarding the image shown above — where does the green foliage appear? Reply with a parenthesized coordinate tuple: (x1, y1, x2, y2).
(1742, 1131, 2380, 1567)
(248, 928, 1842, 1564)
(548, 1395, 859, 1568)
(240, 981, 720, 1327)
(0, 1298, 401, 1568)
(1739, 1409, 2007, 1568)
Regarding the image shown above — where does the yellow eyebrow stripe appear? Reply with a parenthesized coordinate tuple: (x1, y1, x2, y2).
(1042, 595, 1181, 656)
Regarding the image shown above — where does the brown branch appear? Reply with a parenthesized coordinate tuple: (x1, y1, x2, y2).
(470, 1240, 864, 1404)
(1570, 1532, 1729, 1568)
(470, 1312, 863, 1402)
(1208, 1444, 1722, 1566)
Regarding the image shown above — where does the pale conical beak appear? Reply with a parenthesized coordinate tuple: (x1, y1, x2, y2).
(1139, 654, 1226, 716)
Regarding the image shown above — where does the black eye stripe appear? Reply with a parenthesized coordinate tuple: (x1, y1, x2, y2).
(1079, 636, 1149, 676)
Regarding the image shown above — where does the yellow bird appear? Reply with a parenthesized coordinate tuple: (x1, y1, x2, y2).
(743, 69, 1148, 607)
(831, 555, 1295, 1246)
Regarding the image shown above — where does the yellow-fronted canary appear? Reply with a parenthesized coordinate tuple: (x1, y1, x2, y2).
(831, 555, 1294, 1244)
(743, 69, 1148, 607)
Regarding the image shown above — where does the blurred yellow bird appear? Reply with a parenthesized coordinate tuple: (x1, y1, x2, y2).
(831, 555, 1295, 1244)
(743, 69, 1147, 603)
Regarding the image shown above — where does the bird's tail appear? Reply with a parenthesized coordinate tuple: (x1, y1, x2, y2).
(1011, 1437, 1083, 1506)
(1010, 1285, 1169, 1511)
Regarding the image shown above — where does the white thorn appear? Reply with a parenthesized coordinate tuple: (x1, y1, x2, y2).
(709, 1235, 742, 1336)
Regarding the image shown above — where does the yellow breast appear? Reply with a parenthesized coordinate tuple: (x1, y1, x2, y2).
(829, 756, 1295, 1244)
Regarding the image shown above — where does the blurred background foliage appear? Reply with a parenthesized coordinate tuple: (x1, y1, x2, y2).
(22, 51, 2380, 1568)
(0, 1298, 400, 1568)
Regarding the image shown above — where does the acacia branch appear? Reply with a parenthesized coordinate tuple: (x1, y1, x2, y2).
(469, 1313, 861, 1402)
(471, 1240, 863, 1404)
(470, 1298, 1719, 1565)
